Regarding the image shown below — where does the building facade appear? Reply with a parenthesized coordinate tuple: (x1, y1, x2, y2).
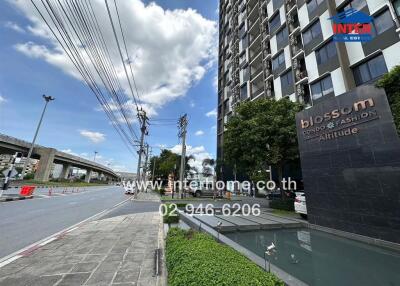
(217, 0, 400, 175)
(0, 154, 38, 175)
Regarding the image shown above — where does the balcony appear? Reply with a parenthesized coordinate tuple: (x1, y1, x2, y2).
(287, 11, 300, 34)
(290, 34, 303, 56)
(240, 68, 250, 85)
(285, 0, 296, 13)
(249, 42, 262, 63)
(293, 56, 308, 83)
(250, 62, 263, 80)
(224, 86, 231, 101)
(239, 0, 246, 12)
(296, 83, 312, 107)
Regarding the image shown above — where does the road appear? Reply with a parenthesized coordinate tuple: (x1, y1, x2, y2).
(0, 186, 128, 259)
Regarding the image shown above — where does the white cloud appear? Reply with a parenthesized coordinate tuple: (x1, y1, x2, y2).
(0, 95, 6, 104)
(190, 100, 195, 108)
(79, 130, 106, 143)
(195, 130, 204, 136)
(11, 0, 217, 116)
(170, 144, 213, 172)
(4, 21, 25, 33)
(206, 108, 217, 117)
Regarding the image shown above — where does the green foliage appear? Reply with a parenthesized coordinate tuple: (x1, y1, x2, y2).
(163, 203, 179, 224)
(23, 173, 35, 180)
(154, 188, 166, 196)
(376, 65, 400, 135)
(270, 199, 295, 211)
(223, 98, 303, 183)
(149, 149, 194, 181)
(166, 228, 284, 286)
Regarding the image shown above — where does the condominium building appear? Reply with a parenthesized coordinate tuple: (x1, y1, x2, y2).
(0, 154, 38, 175)
(217, 0, 400, 176)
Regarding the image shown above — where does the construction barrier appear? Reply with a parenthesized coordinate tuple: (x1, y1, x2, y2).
(19, 186, 36, 196)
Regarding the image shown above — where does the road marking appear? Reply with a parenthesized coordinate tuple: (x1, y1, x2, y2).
(0, 255, 22, 268)
(0, 196, 131, 268)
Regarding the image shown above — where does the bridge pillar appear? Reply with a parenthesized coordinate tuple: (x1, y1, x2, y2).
(85, 169, 92, 183)
(60, 164, 72, 179)
(34, 148, 56, 182)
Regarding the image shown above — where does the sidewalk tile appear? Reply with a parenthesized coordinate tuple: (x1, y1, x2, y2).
(70, 262, 99, 273)
(57, 273, 91, 286)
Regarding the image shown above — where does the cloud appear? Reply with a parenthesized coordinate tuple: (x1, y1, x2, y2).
(0, 95, 6, 104)
(170, 144, 213, 172)
(79, 130, 106, 143)
(206, 108, 217, 117)
(190, 100, 195, 108)
(4, 21, 25, 33)
(11, 0, 217, 116)
(195, 130, 204, 136)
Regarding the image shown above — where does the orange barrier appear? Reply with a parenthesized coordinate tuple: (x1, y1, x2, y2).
(19, 186, 36, 196)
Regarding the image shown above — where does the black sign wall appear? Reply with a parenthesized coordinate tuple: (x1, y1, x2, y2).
(296, 85, 400, 244)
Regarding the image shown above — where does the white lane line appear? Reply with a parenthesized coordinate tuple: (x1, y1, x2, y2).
(0, 255, 22, 268)
(0, 196, 131, 268)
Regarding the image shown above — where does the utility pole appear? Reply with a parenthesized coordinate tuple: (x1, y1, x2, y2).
(21, 95, 55, 178)
(178, 114, 188, 199)
(136, 108, 148, 196)
(143, 143, 149, 192)
(152, 154, 156, 184)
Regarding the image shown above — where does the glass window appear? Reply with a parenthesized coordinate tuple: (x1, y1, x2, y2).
(302, 21, 322, 45)
(276, 27, 288, 46)
(273, 0, 284, 9)
(342, 0, 367, 11)
(281, 70, 293, 88)
(394, 0, 400, 17)
(240, 84, 248, 99)
(272, 51, 285, 71)
(316, 40, 337, 64)
(307, 0, 318, 14)
(310, 75, 334, 100)
(371, 9, 394, 36)
(352, 54, 388, 86)
(270, 13, 281, 33)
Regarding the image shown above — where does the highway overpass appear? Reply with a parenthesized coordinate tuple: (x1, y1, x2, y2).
(0, 134, 119, 182)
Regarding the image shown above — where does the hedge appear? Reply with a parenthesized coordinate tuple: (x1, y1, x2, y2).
(166, 228, 284, 286)
(154, 188, 166, 195)
(269, 198, 295, 211)
(162, 203, 179, 224)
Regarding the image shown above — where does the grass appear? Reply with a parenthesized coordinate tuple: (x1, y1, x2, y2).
(166, 228, 284, 286)
(271, 209, 298, 218)
(12, 180, 109, 187)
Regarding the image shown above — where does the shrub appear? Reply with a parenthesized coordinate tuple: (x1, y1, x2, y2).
(166, 228, 283, 286)
(269, 199, 295, 211)
(162, 203, 179, 224)
(154, 188, 165, 195)
(23, 173, 35, 180)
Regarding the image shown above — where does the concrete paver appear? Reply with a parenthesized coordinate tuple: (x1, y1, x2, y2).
(0, 193, 165, 286)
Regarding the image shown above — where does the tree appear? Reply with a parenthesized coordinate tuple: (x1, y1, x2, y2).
(376, 65, 400, 135)
(223, 97, 303, 190)
(201, 158, 215, 177)
(149, 149, 194, 182)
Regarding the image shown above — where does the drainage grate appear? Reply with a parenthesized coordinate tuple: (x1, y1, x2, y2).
(154, 248, 162, 276)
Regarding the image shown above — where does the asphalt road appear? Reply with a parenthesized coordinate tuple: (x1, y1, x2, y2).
(0, 186, 128, 259)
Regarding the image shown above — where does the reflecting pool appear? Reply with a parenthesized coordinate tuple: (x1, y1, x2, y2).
(226, 228, 400, 286)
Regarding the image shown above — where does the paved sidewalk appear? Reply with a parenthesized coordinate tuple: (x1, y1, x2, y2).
(0, 211, 165, 286)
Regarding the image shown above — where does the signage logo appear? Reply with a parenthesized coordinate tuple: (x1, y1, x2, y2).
(300, 98, 379, 142)
(328, 8, 372, 42)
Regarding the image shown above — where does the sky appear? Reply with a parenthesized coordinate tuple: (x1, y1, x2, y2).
(0, 0, 219, 173)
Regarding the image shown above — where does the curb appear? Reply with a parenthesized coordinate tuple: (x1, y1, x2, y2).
(0, 196, 33, 202)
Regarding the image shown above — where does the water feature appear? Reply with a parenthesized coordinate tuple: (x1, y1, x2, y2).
(226, 228, 400, 286)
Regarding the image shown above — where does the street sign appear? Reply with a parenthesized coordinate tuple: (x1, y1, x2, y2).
(2, 168, 18, 178)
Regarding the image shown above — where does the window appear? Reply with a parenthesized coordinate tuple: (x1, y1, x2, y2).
(352, 54, 388, 86)
(240, 84, 248, 99)
(310, 75, 334, 100)
(269, 13, 281, 33)
(239, 24, 246, 38)
(273, 0, 284, 9)
(272, 51, 285, 71)
(394, 0, 400, 18)
(276, 27, 288, 47)
(307, 0, 325, 14)
(341, 0, 367, 11)
(316, 40, 337, 64)
(302, 21, 322, 45)
(281, 70, 294, 88)
(371, 9, 394, 37)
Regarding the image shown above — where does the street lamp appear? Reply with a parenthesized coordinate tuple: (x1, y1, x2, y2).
(21, 95, 55, 178)
(94, 151, 98, 162)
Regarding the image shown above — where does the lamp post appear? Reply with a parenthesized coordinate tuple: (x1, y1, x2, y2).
(21, 95, 55, 178)
(93, 151, 98, 162)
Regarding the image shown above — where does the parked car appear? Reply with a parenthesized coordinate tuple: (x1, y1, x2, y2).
(187, 180, 216, 198)
(294, 192, 307, 219)
(267, 189, 296, 200)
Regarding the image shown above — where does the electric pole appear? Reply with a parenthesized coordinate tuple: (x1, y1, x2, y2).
(178, 114, 188, 199)
(136, 108, 148, 196)
(1, 152, 22, 195)
(143, 143, 149, 192)
(21, 95, 55, 178)
(152, 153, 156, 184)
